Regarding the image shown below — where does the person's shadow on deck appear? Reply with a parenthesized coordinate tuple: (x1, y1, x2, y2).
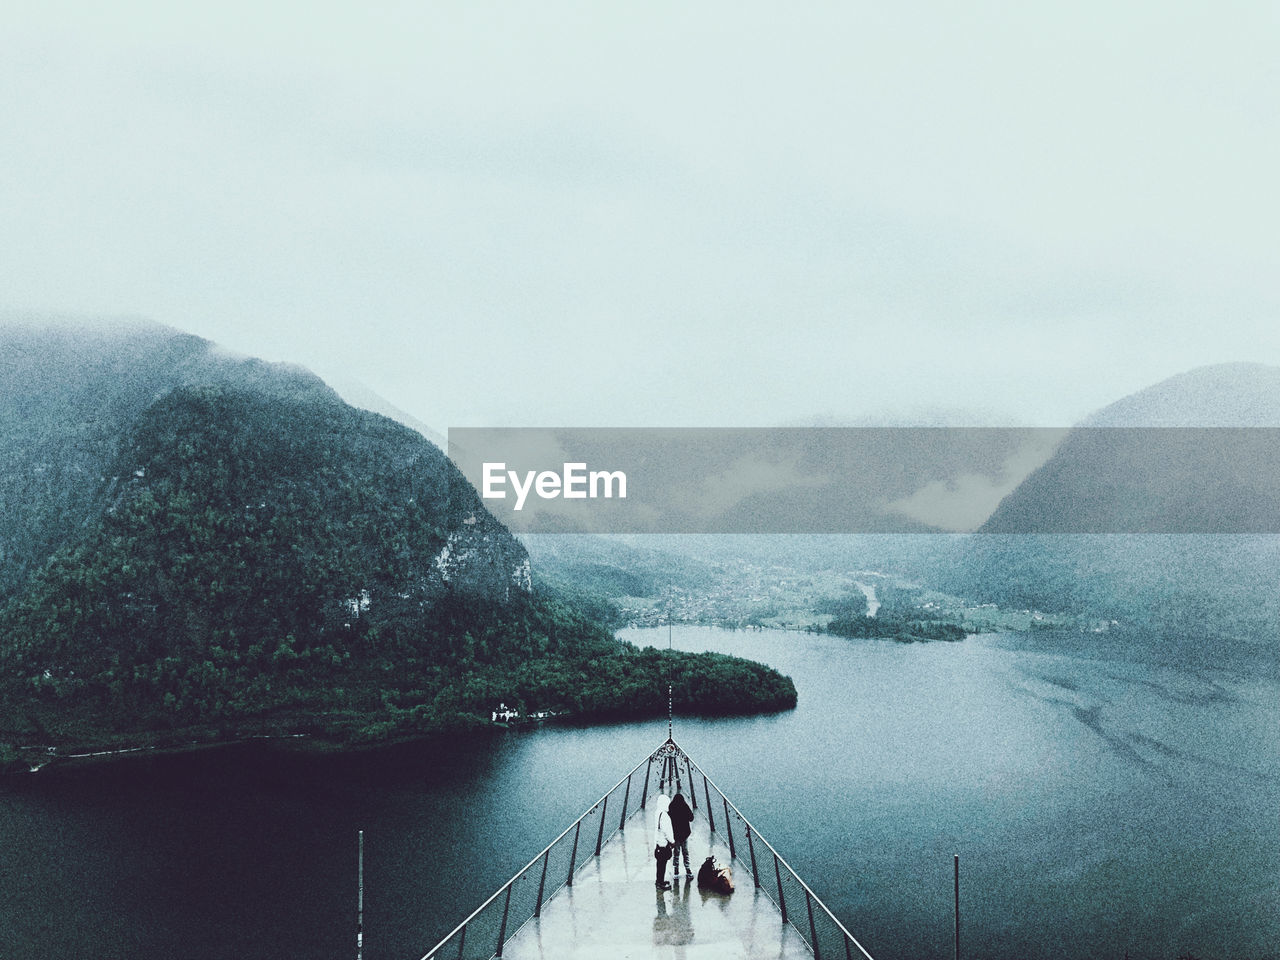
(653, 878, 695, 951)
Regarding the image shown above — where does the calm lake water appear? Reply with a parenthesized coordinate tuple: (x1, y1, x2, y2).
(1, 626, 1276, 960)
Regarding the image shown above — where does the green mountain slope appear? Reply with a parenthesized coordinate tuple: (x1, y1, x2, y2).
(0, 323, 795, 754)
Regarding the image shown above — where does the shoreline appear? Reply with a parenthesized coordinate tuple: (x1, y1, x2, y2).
(1, 694, 798, 777)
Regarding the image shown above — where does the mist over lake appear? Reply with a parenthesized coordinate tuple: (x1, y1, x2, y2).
(2, 625, 1274, 960)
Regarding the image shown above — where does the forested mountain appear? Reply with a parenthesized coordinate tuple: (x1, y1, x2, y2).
(0, 321, 339, 598)
(0, 322, 795, 757)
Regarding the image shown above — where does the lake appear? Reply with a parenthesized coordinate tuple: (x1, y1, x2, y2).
(1, 626, 1276, 959)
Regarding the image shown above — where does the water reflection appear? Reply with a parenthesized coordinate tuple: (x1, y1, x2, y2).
(652, 880, 695, 950)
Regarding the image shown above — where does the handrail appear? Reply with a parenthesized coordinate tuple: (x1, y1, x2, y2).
(417, 751, 652, 960)
(417, 737, 876, 960)
(675, 738, 877, 960)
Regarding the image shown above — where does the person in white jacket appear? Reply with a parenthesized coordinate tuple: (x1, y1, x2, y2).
(652, 793, 675, 890)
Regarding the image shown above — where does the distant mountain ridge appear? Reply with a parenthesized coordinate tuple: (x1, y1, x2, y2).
(981, 363, 1280, 534)
(1082, 363, 1280, 427)
(947, 363, 1280, 661)
(316, 369, 447, 448)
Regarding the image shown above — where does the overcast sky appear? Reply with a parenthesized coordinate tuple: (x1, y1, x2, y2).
(3, 2, 1277, 429)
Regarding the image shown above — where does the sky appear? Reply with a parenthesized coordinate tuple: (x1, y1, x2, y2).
(3, 1, 1277, 430)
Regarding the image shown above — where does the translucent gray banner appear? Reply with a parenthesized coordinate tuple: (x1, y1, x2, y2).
(447, 428, 1280, 534)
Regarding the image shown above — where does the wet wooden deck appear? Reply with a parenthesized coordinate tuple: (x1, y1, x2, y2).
(499, 801, 814, 960)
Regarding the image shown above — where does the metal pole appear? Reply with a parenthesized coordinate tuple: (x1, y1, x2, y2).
(703, 772, 715, 832)
(746, 825, 760, 888)
(640, 756, 653, 809)
(619, 773, 632, 830)
(806, 889, 821, 960)
(686, 757, 697, 808)
(595, 796, 609, 856)
(495, 883, 512, 958)
(455, 924, 466, 960)
(723, 797, 736, 859)
(954, 853, 960, 960)
(534, 848, 550, 917)
(774, 852, 788, 923)
(567, 821, 581, 885)
(668, 683, 673, 740)
(357, 830, 364, 960)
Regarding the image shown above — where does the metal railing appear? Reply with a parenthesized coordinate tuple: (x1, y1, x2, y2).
(680, 744, 876, 960)
(418, 737, 875, 960)
(419, 747, 658, 960)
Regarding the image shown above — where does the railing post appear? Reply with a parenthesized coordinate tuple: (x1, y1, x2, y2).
(534, 848, 550, 918)
(595, 797, 609, 856)
(494, 884, 512, 958)
(746, 825, 760, 887)
(455, 923, 466, 960)
(703, 773, 715, 832)
(640, 757, 653, 809)
(774, 852, 787, 923)
(566, 821, 581, 886)
(722, 797, 736, 859)
(806, 889, 821, 960)
(618, 773, 632, 830)
(686, 758, 697, 808)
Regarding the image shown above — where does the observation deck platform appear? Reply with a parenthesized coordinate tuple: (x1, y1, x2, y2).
(500, 802, 813, 960)
(421, 739, 873, 960)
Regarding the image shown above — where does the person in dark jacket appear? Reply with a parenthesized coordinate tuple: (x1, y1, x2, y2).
(667, 792, 695, 881)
